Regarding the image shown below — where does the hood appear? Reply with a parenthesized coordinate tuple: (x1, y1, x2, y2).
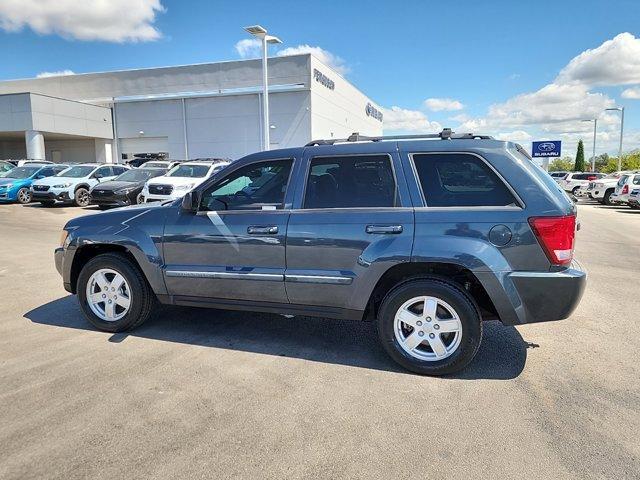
(0, 177, 30, 187)
(92, 180, 141, 192)
(147, 175, 206, 187)
(64, 200, 173, 230)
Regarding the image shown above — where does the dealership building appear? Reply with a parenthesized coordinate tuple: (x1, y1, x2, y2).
(0, 54, 383, 164)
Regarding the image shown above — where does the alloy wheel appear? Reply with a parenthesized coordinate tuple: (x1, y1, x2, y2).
(394, 296, 463, 361)
(85, 268, 132, 321)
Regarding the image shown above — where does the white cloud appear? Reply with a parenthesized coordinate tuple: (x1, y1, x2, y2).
(495, 130, 532, 143)
(277, 45, 349, 75)
(36, 70, 75, 78)
(382, 106, 442, 133)
(234, 38, 262, 59)
(0, 0, 164, 42)
(556, 32, 640, 86)
(621, 86, 640, 99)
(424, 97, 464, 111)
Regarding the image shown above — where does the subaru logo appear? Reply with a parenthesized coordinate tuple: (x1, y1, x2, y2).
(538, 142, 556, 152)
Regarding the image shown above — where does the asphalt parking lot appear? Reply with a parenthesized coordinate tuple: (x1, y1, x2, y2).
(1, 201, 639, 479)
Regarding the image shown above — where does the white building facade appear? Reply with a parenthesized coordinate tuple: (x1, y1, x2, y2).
(0, 54, 382, 163)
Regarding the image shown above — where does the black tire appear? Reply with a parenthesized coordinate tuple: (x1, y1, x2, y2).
(77, 253, 155, 332)
(630, 204, 640, 210)
(571, 186, 580, 196)
(16, 187, 32, 204)
(603, 189, 614, 206)
(74, 187, 91, 207)
(376, 278, 482, 376)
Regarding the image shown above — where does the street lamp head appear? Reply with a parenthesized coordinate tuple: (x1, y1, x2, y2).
(265, 35, 282, 44)
(244, 25, 267, 36)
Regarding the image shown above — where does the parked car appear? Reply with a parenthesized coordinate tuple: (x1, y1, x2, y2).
(90, 168, 167, 209)
(585, 171, 628, 205)
(31, 163, 130, 207)
(54, 131, 586, 376)
(141, 160, 230, 203)
(0, 164, 69, 204)
(17, 159, 54, 167)
(0, 160, 15, 177)
(611, 172, 640, 208)
(548, 171, 569, 184)
(628, 188, 640, 208)
(560, 172, 605, 196)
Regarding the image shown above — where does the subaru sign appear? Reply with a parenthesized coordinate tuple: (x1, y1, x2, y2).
(532, 140, 561, 158)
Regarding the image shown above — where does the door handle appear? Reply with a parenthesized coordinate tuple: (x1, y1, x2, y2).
(365, 225, 403, 234)
(247, 225, 278, 234)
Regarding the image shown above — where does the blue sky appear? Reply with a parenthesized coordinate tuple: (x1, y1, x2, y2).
(1, 0, 639, 157)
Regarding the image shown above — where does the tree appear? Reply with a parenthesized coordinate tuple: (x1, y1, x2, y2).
(574, 140, 585, 171)
(549, 157, 574, 172)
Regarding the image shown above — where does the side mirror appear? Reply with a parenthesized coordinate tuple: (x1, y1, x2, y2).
(181, 190, 199, 212)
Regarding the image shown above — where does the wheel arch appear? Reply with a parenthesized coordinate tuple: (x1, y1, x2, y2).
(364, 262, 498, 322)
(74, 183, 91, 192)
(68, 243, 165, 296)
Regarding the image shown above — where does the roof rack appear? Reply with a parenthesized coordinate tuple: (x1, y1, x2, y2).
(305, 128, 493, 146)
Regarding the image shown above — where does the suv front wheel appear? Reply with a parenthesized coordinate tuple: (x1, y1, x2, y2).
(377, 278, 482, 375)
(77, 253, 155, 332)
(74, 187, 91, 207)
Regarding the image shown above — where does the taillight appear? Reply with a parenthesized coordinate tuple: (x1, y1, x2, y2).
(622, 185, 629, 194)
(587, 176, 596, 181)
(528, 215, 576, 266)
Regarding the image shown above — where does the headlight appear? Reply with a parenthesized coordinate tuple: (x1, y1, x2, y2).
(115, 187, 135, 194)
(3, 183, 13, 189)
(53, 183, 72, 188)
(174, 183, 195, 191)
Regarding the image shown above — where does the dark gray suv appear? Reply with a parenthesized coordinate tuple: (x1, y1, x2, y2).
(54, 130, 586, 375)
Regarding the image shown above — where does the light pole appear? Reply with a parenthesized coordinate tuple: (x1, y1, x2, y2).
(244, 25, 282, 151)
(606, 106, 625, 171)
(582, 118, 597, 172)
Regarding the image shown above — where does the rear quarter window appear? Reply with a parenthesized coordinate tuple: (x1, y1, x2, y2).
(411, 153, 518, 207)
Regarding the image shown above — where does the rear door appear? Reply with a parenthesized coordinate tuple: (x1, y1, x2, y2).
(285, 143, 414, 317)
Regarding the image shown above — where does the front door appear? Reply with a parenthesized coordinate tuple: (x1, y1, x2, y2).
(285, 145, 414, 317)
(162, 158, 294, 305)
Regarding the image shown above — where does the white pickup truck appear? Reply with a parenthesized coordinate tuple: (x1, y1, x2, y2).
(583, 172, 628, 205)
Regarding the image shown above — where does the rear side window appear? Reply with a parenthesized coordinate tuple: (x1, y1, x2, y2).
(618, 175, 629, 187)
(412, 153, 518, 207)
(304, 155, 397, 209)
(633, 175, 640, 185)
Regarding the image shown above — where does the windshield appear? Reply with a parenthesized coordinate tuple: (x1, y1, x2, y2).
(114, 169, 163, 182)
(143, 162, 169, 168)
(4, 166, 40, 179)
(166, 164, 209, 178)
(56, 166, 95, 178)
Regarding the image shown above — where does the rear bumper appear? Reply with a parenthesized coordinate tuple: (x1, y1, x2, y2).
(477, 260, 587, 325)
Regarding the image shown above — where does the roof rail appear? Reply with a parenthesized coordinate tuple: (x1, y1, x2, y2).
(305, 128, 493, 146)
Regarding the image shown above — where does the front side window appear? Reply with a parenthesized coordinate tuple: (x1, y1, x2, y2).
(412, 153, 518, 207)
(199, 159, 292, 211)
(95, 167, 112, 177)
(303, 155, 397, 209)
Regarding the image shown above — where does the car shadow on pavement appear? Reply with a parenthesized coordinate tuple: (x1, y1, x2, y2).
(25, 296, 529, 380)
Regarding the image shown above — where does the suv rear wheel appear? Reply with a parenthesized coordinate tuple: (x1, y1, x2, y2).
(377, 278, 482, 375)
(77, 253, 155, 332)
(603, 189, 614, 205)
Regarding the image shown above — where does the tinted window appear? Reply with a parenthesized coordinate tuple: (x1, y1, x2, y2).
(200, 159, 292, 211)
(304, 155, 396, 209)
(96, 166, 112, 177)
(633, 175, 640, 185)
(412, 153, 517, 207)
(113, 166, 127, 175)
(39, 168, 55, 176)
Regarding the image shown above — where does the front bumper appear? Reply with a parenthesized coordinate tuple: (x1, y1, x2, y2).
(32, 189, 71, 202)
(55, 246, 74, 293)
(144, 192, 183, 202)
(477, 260, 587, 325)
(90, 193, 132, 207)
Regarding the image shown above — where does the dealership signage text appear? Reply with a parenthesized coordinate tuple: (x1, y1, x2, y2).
(313, 69, 335, 90)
